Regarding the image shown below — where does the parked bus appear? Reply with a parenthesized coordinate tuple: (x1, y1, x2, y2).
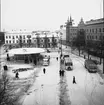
(84, 59, 97, 73)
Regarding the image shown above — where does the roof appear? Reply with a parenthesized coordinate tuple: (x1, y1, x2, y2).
(8, 48, 45, 55)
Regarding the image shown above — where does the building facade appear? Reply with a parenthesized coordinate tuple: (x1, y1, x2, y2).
(85, 18, 104, 43)
(32, 32, 59, 48)
(4, 31, 59, 49)
(65, 16, 78, 45)
(4, 31, 32, 48)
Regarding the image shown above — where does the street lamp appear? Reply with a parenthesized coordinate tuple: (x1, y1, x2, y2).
(60, 32, 63, 57)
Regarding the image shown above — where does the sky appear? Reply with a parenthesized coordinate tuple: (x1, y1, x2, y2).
(1, 0, 104, 31)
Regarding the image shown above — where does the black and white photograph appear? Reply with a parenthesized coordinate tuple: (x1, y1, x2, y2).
(0, 0, 104, 105)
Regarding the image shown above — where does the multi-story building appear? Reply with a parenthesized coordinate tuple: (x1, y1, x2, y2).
(32, 32, 59, 48)
(78, 18, 104, 44)
(65, 16, 78, 45)
(85, 18, 104, 43)
(4, 30, 59, 48)
(5, 30, 32, 48)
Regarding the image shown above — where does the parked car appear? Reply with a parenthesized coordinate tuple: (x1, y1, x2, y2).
(91, 60, 100, 65)
(84, 59, 98, 73)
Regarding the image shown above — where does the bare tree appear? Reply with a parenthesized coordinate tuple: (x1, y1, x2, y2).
(0, 74, 20, 105)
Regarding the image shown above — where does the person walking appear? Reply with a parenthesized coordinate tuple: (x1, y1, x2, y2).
(56, 57, 58, 61)
(61, 70, 65, 76)
(15, 72, 19, 79)
(43, 68, 46, 74)
(59, 70, 62, 76)
(73, 76, 76, 84)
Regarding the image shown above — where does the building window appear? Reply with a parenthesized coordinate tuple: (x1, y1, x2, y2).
(23, 40, 25, 43)
(16, 40, 18, 43)
(6, 40, 8, 43)
(103, 28, 104, 32)
(99, 28, 101, 32)
(23, 35, 25, 39)
(96, 29, 97, 33)
(9, 36, 11, 38)
(96, 36, 97, 39)
(92, 29, 94, 33)
(16, 36, 18, 38)
(9, 40, 11, 43)
(13, 40, 15, 43)
(90, 29, 91, 33)
(12, 36, 15, 39)
(99, 36, 101, 40)
(6, 36, 8, 39)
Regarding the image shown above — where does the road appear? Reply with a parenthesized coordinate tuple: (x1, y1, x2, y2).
(20, 47, 104, 105)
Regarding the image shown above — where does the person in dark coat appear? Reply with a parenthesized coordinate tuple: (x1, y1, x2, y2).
(3, 65, 8, 71)
(59, 70, 62, 76)
(56, 57, 58, 61)
(43, 68, 46, 74)
(61, 70, 65, 76)
(73, 76, 76, 84)
(15, 72, 19, 79)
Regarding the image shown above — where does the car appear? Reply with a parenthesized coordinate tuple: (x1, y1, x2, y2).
(91, 60, 100, 65)
(84, 59, 97, 73)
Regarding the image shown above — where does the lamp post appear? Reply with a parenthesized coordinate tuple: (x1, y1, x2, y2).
(60, 32, 63, 57)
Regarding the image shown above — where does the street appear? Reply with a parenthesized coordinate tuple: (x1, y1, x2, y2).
(20, 47, 104, 105)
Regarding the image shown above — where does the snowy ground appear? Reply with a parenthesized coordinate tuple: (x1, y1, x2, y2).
(1, 45, 104, 105)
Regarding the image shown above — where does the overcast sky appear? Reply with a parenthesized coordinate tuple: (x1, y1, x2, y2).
(1, 0, 103, 31)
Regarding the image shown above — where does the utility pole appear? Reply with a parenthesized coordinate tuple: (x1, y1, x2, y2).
(103, 0, 104, 74)
(60, 32, 63, 57)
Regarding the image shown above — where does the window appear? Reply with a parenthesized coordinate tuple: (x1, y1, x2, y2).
(96, 36, 97, 39)
(6, 40, 8, 43)
(23, 35, 25, 39)
(99, 28, 101, 32)
(16, 36, 18, 38)
(9, 36, 11, 38)
(13, 40, 15, 43)
(6, 36, 8, 39)
(16, 40, 18, 43)
(12, 36, 15, 39)
(23, 40, 25, 43)
(92, 29, 94, 33)
(96, 29, 97, 33)
(9, 40, 11, 43)
(103, 28, 104, 32)
(90, 29, 91, 33)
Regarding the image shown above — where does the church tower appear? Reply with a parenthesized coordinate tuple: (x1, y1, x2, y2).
(66, 15, 73, 45)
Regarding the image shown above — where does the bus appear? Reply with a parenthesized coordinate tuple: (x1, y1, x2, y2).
(64, 58, 73, 70)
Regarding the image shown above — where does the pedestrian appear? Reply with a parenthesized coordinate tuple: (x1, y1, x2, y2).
(56, 57, 58, 61)
(43, 68, 46, 74)
(59, 70, 62, 76)
(15, 72, 19, 79)
(61, 70, 65, 76)
(73, 76, 76, 84)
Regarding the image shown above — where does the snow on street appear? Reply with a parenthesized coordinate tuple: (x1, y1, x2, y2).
(20, 49, 104, 105)
(1, 44, 104, 105)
